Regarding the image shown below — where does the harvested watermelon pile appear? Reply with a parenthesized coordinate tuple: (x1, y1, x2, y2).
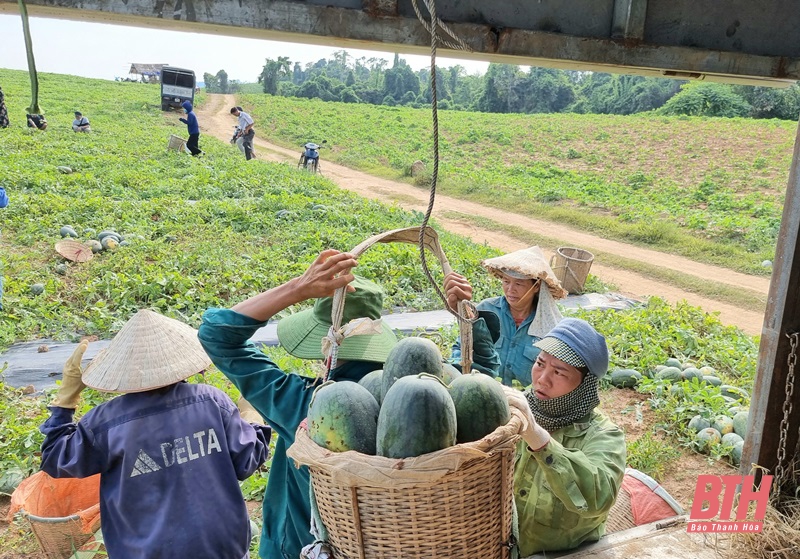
(307, 337, 512, 458)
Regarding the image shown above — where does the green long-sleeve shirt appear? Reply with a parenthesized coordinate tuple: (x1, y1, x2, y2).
(198, 308, 381, 559)
(514, 410, 626, 557)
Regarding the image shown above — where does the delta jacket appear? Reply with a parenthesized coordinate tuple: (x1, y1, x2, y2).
(40, 382, 271, 559)
(451, 295, 541, 386)
(514, 410, 626, 556)
(198, 308, 381, 559)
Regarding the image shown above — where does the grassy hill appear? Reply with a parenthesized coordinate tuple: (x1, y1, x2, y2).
(240, 94, 794, 273)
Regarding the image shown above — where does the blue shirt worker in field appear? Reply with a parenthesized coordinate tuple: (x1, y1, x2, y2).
(198, 250, 396, 559)
(230, 106, 255, 160)
(39, 309, 271, 559)
(179, 101, 202, 156)
(505, 318, 626, 555)
(448, 246, 568, 386)
(72, 111, 91, 132)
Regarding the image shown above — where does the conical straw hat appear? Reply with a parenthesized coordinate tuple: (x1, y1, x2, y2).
(55, 240, 94, 263)
(82, 309, 211, 393)
(481, 246, 568, 299)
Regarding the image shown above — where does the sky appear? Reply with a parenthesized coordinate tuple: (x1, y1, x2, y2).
(0, 15, 489, 83)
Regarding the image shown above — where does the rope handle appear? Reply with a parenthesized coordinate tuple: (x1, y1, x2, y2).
(325, 226, 476, 375)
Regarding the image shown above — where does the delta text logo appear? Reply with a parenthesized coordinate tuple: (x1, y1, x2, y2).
(688, 474, 773, 533)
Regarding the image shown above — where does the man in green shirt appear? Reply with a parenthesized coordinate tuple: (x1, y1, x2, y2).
(506, 318, 626, 556)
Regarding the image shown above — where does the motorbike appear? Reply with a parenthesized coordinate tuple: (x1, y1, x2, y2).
(298, 140, 326, 173)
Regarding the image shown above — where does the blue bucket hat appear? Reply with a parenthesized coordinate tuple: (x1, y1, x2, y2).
(533, 318, 609, 378)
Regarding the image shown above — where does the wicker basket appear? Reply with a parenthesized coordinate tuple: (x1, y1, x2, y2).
(9, 472, 102, 559)
(24, 512, 101, 559)
(289, 411, 523, 559)
(167, 134, 187, 152)
(549, 246, 594, 294)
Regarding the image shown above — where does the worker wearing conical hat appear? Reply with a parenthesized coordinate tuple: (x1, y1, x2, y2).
(446, 246, 567, 386)
(40, 309, 271, 559)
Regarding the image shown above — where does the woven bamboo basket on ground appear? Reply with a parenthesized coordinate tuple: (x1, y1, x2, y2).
(549, 246, 594, 294)
(24, 512, 101, 559)
(289, 410, 524, 559)
(9, 472, 102, 559)
(167, 134, 187, 152)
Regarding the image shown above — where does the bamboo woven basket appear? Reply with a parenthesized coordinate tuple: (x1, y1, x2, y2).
(290, 411, 523, 559)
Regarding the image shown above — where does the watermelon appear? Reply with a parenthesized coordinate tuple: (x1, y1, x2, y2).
(448, 373, 510, 443)
(688, 415, 711, 433)
(722, 433, 744, 447)
(377, 374, 456, 458)
(54, 263, 68, 275)
(680, 361, 697, 370)
(441, 362, 462, 385)
(703, 375, 722, 386)
(696, 427, 722, 452)
(610, 369, 642, 388)
(699, 366, 717, 376)
(307, 381, 379, 454)
(381, 337, 443, 400)
(720, 385, 749, 402)
(357, 370, 384, 404)
(681, 367, 703, 381)
(665, 358, 682, 368)
(656, 367, 682, 382)
(732, 411, 749, 437)
(97, 230, 121, 242)
(712, 415, 734, 435)
(86, 239, 103, 253)
(59, 225, 78, 238)
(30, 283, 45, 296)
(101, 236, 119, 250)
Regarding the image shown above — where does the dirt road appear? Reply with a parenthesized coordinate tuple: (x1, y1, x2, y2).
(198, 94, 769, 335)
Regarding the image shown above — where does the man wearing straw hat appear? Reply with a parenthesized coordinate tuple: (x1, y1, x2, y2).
(39, 309, 271, 559)
(198, 250, 400, 559)
(446, 246, 567, 387)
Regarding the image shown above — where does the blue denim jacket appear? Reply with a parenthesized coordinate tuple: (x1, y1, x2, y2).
(451, 296, 541, 386)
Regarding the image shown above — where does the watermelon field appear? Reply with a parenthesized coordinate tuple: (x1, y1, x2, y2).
(0, 68, 768, 554)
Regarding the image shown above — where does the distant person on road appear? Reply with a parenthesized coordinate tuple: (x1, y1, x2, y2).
(39, 309, 271, 559)
(0, 85, 9, 128)
(72, 111, 91, 132)
(446, 246, 568, 386)
(179, 101, 202, 156)
(230, 106, 255, 160)
(26, 113, 47, 130)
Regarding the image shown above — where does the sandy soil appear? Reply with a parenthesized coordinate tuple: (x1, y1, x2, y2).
(198, 94, 769, 335)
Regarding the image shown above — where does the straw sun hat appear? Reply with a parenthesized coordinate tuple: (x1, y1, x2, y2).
(481, 246, 568, 299)
(82, 309, 211, 393)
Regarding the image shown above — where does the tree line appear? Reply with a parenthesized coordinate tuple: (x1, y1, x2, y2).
(208, 50, 800, 120)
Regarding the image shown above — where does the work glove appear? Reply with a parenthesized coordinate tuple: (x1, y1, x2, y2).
(504, 386, 551, 451)
(238, 397, 265, 425)
(52, 340, 89, 409)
